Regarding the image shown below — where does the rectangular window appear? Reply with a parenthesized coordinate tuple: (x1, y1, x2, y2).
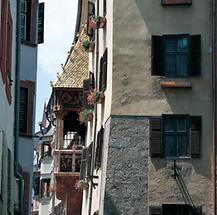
(163, 204, 192, 215)
(87, 1, 95, 37)
(150, 115, 201, 159)
(164, 36, 190, 77)
(152, 35, 201, 77)
(21, 0, 39, 44)
(41, 143, 52, 159)
(163, 115, 189, 158)
(150, 205, 202, 215)
(40, 178, 50, 199)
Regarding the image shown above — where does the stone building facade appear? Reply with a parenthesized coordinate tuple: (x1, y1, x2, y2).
(78, 0, 216, 214)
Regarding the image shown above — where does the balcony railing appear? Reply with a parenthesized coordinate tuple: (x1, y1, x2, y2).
(63, 136, 84, 149)
(54, 149, 82, 174)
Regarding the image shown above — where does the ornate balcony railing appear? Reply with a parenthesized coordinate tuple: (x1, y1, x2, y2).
(54, 149, 82, 174)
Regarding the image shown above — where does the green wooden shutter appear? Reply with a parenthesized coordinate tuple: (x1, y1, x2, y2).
(150, 206, 162, 215)
(38, 2, 45, 44)
(80, 147, 88, 180)
(95, 127, 104, 169)
(19, 87, 28, 134)
(0, 130, 3, 196)
(191, 116, 201, 158)
(83, 79, 91, 109)
(90, 72, 95, 89)
(99, 57, 104, 91)
(0, 0, 8, 81)
(99, 49, 108, 91)
(102, 49, 108, 90)
(87, 143, 93, 178)
(103, 0, 107, 16)
(150, 117, 162, 157)
(30, 0, 38, 44)
(87, 1, 95, 37)
(7, 148, 12, 209)
(152, 36, 163, 76)
(190, 35, 201, 76)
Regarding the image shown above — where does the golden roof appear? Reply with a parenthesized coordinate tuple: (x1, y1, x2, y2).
(53, 28, 89, 89)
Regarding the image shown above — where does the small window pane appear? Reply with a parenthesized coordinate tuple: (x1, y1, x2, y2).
(164, 36, 190, 77)
(177, 135, 188, 157)
(177, 55, 189, 76)
(165, 55, 176, 76)
(177, 38, 188, 52)
(165, 38, 176, 52)
(164, 118, 176, 132)
(164, 135, 177, 157)
(177, 118, 188, 131)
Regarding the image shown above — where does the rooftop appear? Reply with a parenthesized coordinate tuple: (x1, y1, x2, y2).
(53, 27, 89, 89)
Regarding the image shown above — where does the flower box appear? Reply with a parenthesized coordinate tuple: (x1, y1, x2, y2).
(82, 39, 95, 52)
(87, 90, 105, 106)
(78, 109, 93, 124)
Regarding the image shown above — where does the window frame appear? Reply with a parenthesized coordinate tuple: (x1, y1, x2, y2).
(40, 178, 51, 199)
(19, 80, 35, 136)
(163, 34, 190, 78)
(162, 114, 191, 159)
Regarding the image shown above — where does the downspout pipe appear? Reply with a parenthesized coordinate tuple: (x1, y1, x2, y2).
(212, 0, 217, 213)
(15, 0, 24, 214)
(88, 0, 100, 214)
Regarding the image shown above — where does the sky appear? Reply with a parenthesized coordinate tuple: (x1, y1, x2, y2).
(35, 0, 78, 131)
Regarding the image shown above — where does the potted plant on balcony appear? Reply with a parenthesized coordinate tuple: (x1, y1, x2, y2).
(82, 38, 95, 52)
(75, 180, 89, 190)
(78, 109, 93, 124)
(89, 15, 107, 30)
(73, 144, 83, 150)
(87, 90, 105, 106)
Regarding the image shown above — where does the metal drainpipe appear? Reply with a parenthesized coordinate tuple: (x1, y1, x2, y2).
(88, 0, 100, 214)
(212, 0, 217, 213)
(14, 0, 24, 214)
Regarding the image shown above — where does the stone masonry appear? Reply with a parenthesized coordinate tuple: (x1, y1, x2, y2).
(103, 116, 149, 215)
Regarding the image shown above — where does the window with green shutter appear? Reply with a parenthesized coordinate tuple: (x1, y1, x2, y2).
(152, 35, 201, 77)
(87, 1, 95, 37)
(99, 49, 108, 91)
(19, 87, 28, 134)
(21, 0, 39, 44)
(150, 115, 201, 159)
(95, 127, 104, 169)
(163, 115, 190, 158)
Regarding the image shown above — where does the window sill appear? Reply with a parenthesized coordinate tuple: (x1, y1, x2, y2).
(165, 156, 191, 160)
(21, 39, 37, 47)
(161, 0, 192, 5)
(19, 133, 34, 138)
(160, 79, 192, 88)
